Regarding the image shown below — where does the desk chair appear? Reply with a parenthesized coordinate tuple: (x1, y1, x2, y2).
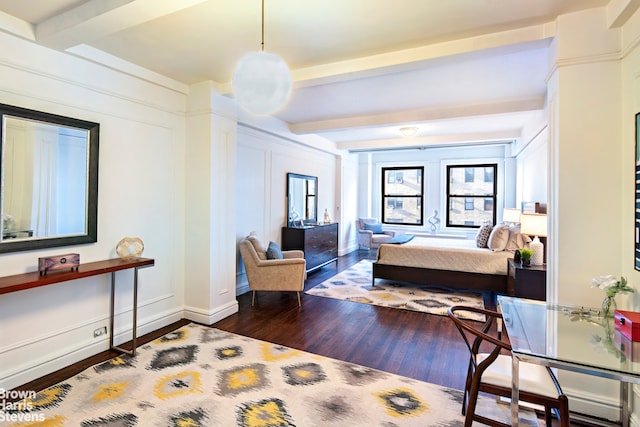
(448, 306, 570, 427)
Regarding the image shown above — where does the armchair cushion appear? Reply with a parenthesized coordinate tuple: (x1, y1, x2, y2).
(266, 241, 284, 259)
(363, 222, 384, 234)
(247, 235, 267, 260)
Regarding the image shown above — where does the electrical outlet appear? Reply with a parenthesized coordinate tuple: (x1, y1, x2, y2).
(93, 326, 107, 338)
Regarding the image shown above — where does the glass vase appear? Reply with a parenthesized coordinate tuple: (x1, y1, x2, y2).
(602, 295, 617, 317)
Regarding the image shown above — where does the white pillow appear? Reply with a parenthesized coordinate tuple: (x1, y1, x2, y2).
(505, 224, 531, 252)
(487, 224, 510, 251)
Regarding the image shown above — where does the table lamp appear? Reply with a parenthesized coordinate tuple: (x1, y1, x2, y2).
(503, 208, 521, 224)
(520, 213, 547, 265)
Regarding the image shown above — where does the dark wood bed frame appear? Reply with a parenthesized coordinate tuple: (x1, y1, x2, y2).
(372, 262, 507, 293)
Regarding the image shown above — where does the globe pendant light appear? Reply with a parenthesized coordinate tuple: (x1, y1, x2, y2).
(232, 0, 292, 115)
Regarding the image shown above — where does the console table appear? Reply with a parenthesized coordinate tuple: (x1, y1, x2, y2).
(0, 257, 155, 356)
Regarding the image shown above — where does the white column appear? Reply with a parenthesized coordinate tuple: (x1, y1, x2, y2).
(547, 7, 624, 421)
(184, 81, 239, 324)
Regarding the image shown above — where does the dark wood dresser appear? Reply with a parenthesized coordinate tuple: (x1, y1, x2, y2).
(282, 223, 338, 272)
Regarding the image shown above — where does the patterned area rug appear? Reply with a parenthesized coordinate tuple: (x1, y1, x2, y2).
(306, 260, 486, 321)
(2, 323, 538, 426)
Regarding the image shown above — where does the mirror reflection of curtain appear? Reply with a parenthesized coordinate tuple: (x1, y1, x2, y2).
(3, 121, 34, 234)
(30, 126, 56, 238)
(30, 126, 88, 237)
(289, 179, 304, 221)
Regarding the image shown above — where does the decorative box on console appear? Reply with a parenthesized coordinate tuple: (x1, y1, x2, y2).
(614, 310, 640, 342)
(38, 253, 80, 275)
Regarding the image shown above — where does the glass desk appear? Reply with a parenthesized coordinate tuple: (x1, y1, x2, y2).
(498, 295, 640, 426)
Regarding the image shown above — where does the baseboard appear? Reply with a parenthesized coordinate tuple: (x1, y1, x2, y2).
(339, 242, 359, 256)
(565, 386, 621, 424)
(183, 299, 239, 325)
(0, 308, 184, 391)
(236, 283, 250, 296)
(235, 273, 250, 296)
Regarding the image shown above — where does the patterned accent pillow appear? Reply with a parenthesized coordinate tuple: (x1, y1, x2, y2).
(487, 223, 510, 251)
(476, 224, 493, 248)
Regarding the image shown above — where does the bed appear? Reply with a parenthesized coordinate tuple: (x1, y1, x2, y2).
(372, 236, 514, 293)
(373, 202, 546, 293)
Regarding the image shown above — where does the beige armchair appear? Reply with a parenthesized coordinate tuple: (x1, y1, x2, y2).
(239, 236, 306, 306)
(357, 217, 396, 250)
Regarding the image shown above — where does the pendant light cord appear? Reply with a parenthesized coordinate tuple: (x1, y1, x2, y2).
(261, 0, 265, 52)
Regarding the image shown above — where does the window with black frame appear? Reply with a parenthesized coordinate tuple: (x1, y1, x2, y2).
(381, 166, 424, 225)
(446, 164, 497, 227)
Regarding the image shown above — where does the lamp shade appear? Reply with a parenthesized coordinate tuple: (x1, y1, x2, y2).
(232, 50, 292, 115)
(503, 208, 521, 223)
(520, 213, 547, 237)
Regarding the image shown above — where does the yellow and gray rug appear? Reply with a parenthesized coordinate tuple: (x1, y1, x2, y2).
(306, 260, 486, 321)
(1, 323, 537, 426)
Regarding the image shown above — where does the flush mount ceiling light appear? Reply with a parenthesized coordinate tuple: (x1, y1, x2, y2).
(232, 0, 292, 115)
(400, 126, 418, 137)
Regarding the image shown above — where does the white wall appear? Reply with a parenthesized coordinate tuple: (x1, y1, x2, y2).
(234, 124, 341, 293)
(514, 126, 548, 208)
(337, 154, 360, 253)
(0, 33, 187, 389)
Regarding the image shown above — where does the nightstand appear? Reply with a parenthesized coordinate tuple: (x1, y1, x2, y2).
(507, 258, 546, 301)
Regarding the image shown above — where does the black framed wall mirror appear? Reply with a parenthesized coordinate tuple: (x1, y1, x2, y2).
(0, 104, 99, 253)
(287, 173, 318, 227)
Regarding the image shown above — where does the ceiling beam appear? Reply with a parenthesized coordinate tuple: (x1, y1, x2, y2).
(289, 97, 545, 134)
(606, 0, 640, 27)
(339, 133, 517, 152)
(217, 24, 555, 94)
(36, 0, 208, 50)
(0, 10, 35, 41)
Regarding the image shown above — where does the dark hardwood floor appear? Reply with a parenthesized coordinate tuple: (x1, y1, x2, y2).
(215, 250, 473, 391)
(12, 249, 597, 426)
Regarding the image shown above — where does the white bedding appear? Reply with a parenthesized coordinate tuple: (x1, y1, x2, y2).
(375, 236, 513, 275)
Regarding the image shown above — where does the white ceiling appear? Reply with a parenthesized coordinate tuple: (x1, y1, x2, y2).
(0, 0, 610, 150)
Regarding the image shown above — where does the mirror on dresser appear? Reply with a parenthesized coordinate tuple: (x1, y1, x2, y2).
(286, 172, 318, 227)
(0, 104, 99, 253)
(283, 172, 338, 272)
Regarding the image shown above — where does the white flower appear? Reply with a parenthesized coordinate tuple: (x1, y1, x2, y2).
(591, 275, 633, 297)
(591, 275, 618, 290)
